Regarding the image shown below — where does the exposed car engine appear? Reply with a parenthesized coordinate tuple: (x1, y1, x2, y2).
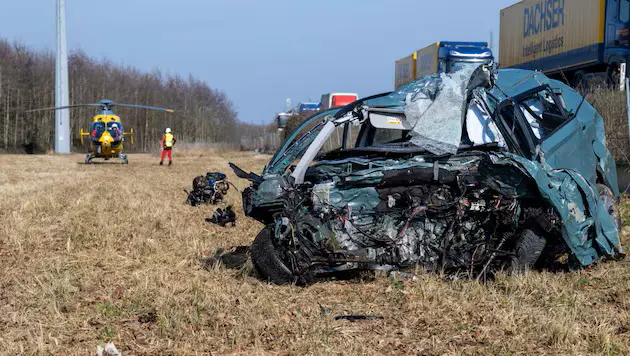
(256, 154, 559, 283)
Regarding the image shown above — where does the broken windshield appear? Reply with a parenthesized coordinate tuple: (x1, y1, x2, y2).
(360, 65, 484, 155)
(267, 66, 494, 174)
(266, 108, 341, 175)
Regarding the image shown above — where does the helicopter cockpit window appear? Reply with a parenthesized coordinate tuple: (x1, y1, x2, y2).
(107, 122, 123, 141)
(90, 122, 105, 141)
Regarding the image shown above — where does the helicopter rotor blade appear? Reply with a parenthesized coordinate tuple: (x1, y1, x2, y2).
(25, 103, 102, 113)
(114, 104, 174, 113)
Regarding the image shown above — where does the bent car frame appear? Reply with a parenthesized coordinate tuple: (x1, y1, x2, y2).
(231, 65, 625, 285)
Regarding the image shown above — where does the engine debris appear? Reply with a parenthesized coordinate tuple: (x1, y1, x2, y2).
(206, 206, 237, 227)
(185, 172, 231, 206)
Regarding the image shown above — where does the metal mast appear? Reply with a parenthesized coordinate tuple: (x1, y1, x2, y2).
(55, 0, 70, 153)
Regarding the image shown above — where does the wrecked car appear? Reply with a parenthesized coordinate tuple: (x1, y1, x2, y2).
(231, 65, 625, 285)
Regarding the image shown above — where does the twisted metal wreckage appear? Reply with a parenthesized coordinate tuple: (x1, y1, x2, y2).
(231, 65, 625, 285)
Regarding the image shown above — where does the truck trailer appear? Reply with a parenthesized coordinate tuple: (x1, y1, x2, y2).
(500, 0, 630, 87)
(394, 42, 494, 88)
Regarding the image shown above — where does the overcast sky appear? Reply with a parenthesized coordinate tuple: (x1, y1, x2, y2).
(0, 0, 515, 124)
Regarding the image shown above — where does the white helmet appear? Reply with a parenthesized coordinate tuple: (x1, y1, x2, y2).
(111, 123, 118, 128)
(165, 128, 171, 133)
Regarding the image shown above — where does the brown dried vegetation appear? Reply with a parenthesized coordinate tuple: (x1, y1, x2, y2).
(0, 150, 629, 355)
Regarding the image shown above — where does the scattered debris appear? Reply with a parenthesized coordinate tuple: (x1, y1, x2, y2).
(389, 271, 418, 280)
(138, 309, 157, 324)
(201, 246, 251, 270)
(334, 315, 384, 321)
(185, 171, 232, 206)
(96, 343, 121, 356)
(205, 206, 237, 227)
(319, 304, 332, 315)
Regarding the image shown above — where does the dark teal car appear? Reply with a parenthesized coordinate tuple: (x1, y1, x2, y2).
(231, 65, 625, 285)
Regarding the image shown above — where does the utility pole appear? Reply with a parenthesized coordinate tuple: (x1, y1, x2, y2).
(55, 0, 70, 153)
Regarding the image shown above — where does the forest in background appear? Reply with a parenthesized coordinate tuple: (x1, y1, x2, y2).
(0, 39, 277, 153)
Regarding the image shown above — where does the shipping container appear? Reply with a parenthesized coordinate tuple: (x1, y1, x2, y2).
(500, 0, 630, 87)
(500, 0, 604, 71)
(395, 53, 417, 88)
(415, 43, 440, 78)
(394, 42, 493, 89)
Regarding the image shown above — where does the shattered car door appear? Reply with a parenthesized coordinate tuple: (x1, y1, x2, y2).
(534, 88, 599, 185)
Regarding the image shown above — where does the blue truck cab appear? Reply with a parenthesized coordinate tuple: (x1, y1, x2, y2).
(437, 42, 495, 73)
(396, 41, 494, 88)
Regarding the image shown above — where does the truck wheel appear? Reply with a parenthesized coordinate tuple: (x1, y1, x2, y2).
(250, 227, 294, 285)
(573, 71, 586, 89)
(597, 183, 621, 230)
(512, 229, 546, 273)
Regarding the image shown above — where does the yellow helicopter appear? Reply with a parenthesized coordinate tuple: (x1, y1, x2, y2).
(29, 99, 173, 164)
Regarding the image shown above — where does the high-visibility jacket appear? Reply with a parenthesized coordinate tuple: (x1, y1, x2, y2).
(162, 133, 175, 148)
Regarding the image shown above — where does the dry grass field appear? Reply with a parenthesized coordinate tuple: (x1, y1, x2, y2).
(1, 149, 630, 355)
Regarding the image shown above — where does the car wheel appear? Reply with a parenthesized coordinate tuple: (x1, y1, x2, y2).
(596, 183, 621, 230)
(250, 227, 294, 285)
(512, 229, 546, 273)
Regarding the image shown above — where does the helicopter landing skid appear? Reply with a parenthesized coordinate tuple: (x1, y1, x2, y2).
(84, 154, 128, 164)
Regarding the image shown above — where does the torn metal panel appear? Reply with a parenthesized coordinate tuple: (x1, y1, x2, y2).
(486, 152, 623, 265)
(404, 66, 480, 155)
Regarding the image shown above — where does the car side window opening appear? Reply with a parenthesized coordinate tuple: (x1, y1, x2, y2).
(372, 126, 409, 146)
(496, 103, 536, 157)
(621, 0, 630, 22)
(353, 120, 411, 148)
(517, 89, 569, 140)
(344, 121, 362, 149)
(465, 100, 505, 147)
(320, 124, 345, 154)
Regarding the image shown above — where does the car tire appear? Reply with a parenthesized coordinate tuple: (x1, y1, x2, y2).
(250, 227, 294, 285)
(512, 229, 546, 273)
(596, 183, 621, 230)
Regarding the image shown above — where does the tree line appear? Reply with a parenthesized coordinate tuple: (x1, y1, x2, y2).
(0, 38, 272, 153)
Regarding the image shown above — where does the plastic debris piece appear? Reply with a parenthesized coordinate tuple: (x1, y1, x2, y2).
(389, 271, 418, 280)
(334, 315, 384, 321)
(404, 66, 480, 155)
(96, 343, 121, 356)
(205, 206, 237, 227)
